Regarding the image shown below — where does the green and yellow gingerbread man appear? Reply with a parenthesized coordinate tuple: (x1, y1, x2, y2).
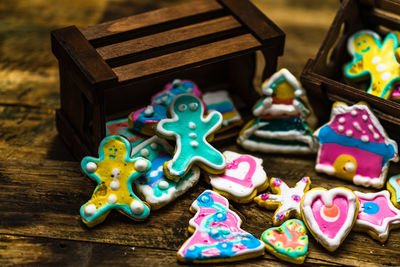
(345, 30, 400, 99)
(80, 135, 151, 227)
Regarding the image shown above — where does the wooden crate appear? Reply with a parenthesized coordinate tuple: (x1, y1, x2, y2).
(301, 0, 400, 142)
(51, 0, 285, 159)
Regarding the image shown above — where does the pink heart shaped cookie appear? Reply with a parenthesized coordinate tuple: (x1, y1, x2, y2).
(300, 187, 359, 251)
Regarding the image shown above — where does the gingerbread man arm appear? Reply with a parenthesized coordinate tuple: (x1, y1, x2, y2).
(344, 56, 367, 78)
(157, 119, 180, 136)
(382, 33, 398, 56)
(203, 111, 223, 131)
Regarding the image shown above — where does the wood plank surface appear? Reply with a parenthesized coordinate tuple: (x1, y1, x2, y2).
(113, 34, 261, 82)
(3, 0, 400, 266)
(96, 16, 242, 61)
(80, 0, 223, 41)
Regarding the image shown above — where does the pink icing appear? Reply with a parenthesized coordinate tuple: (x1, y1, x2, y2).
(292, 195, 301, 202)
(319, 143, 383, 179)
(302, 177, 309, 183)
(311, 196, 349, 239)
(261, 193, 269, 200)
(330, 108, 384, 143)
(183, 208, 243, 255)
(358, 195, 397, 226)
(219, 155, 257, 188)
(272, 178, 282, 187)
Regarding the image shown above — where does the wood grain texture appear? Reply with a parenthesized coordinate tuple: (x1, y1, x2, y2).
(113, 34, 261, 82)
(3, 0, 400, 266)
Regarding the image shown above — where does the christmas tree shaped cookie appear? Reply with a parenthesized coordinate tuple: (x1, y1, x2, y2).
(177, 190, 264, 263)
(237, 68, 318, 154)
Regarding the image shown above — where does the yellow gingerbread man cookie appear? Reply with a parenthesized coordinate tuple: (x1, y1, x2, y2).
(345, 30, 400, 99)
(80, 135, 151, 227)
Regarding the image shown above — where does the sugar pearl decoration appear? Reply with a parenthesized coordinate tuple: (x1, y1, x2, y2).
(110, 180, 120, 191)
(351, 110, 357, 116)
(345, 162, 356, 173)
(130, 201, 144, 214)
(84, 204, 97, 216)
(361, 135, 369, 142)
(108, 194, 117, 204)
(190, 141, 199, 148)
(86, 162, 97, 173)
(189, 122, 196, 129)
(158, 181, 169, 190)
(189, 133, 197, 139)
(111, 168, 120, 178)
(362, 115, 368, 121)
(338, 125, 344, 132)
(339, 117, 346, 124)
(346, 130, 353, 136)
(135, 160, 148, 172)
(150, 143, 158, 150)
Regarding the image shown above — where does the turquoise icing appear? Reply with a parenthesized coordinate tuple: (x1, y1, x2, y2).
(388, 174, 400, 203)
(80, 135, 151, 224)
(318, 126, 396, 166)
(158, 94, 225, 176)
(133, 139, 195, 199)
(248, 135, 310, 147)
(258, 117, 311, 133)
(270, 76, 286, 89)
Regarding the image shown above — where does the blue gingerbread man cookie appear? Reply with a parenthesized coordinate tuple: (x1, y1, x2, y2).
(80, 135, 152, 227)
(156, 94, 226, 180)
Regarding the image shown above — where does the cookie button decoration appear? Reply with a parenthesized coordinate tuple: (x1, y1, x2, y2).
(387, 174, 400, 208)
(261, 219, 308, 264)
(255, 177, 311, 225)
(131, 136, 200, 210)
(344, 30, 400, 99)
(80, 135, 151, 227)
(157, 94, 226, 180)
(300, 187, 359, 251)
(177, 190, 265, 263)
(237, 68, 318, 154)
(208, 151, 268, 203)
(354, 190, 400, 243)
(314, 102, 398, 188)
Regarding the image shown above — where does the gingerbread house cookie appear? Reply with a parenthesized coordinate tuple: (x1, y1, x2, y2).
(314, 102, 398, 188)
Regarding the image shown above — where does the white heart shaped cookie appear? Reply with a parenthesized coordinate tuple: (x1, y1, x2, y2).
(300, 187, 359, 251)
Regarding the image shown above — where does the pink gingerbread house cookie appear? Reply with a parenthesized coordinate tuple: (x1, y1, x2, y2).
(314, 102, 398, 188)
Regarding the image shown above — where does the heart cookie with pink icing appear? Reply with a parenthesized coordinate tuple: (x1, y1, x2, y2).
(300, 187, 359, 251)
(207, 151, 268, 203)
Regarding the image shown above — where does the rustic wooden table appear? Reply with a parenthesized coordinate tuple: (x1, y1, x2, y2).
(1, 0, 400, 266)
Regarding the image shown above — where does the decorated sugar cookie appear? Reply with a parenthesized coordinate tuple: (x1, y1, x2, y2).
(80, 135, 151, 227)
(131, 136, 200, 210)
(391, 86, 400, 101)
(177, 190, 265, 263)
(157, 94, 226, 180)
(202, 90, 243, 132)
(387, 174, 400, 208)
(261, 219, 308, 264)
(354, 190, 400, 243)
(208, 151, 268, 203)
(314, 102, 398, 188)
(238, 68, 318, 154)
(129, 79, 203, 136)
(106, 118, 144, 144)
(345, 30, 400, 99)
(300, 187, 359, 251)
(255, 177, 311, 226)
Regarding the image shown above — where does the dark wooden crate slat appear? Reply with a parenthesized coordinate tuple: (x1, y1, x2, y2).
(96, 16, 242, 62)
(51, 26, 117, 90)
(1, 157, 400, 266)
(362, 0, 400, 14)
(112, 34, 261, 82)
(80, 0, 223, 42)
(218, 0, 285, 52)
(362, 8, 400, 30)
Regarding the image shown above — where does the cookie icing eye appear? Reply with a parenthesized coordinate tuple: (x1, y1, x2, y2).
(178, 104, 187, 111)
(189, 102, 198, 111)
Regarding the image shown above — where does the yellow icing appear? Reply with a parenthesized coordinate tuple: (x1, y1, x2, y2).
(333, 154, 357, 180)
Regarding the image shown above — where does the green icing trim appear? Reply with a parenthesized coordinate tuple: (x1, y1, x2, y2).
(389, 174, 400, 203)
